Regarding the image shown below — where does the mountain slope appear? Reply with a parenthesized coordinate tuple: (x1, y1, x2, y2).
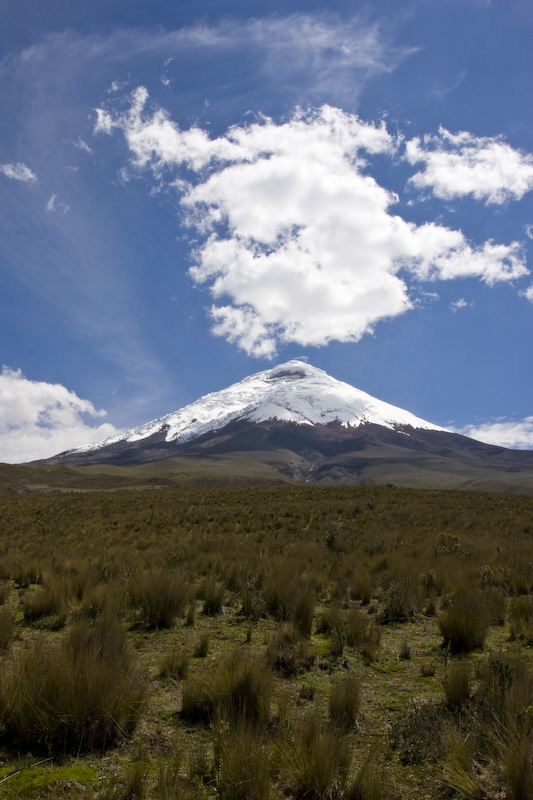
(59, 360, 446, 455)
(34, 360, 533, 493)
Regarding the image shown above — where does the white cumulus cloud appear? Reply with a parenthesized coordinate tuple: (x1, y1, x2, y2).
(94, 89, 530, 357)
(457, 417, 533, 450)
(405, 127, 533, 204)
(0, 162, 37, 182)
(0, 367, 119, 463)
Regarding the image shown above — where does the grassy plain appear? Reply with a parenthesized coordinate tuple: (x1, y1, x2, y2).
(0, 484, 532, 798)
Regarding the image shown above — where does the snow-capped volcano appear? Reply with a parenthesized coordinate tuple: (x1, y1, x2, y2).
(73, 360, 446, 455)
(37, 360, 533, 492)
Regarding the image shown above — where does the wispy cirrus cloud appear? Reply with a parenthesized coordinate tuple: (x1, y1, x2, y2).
(520, 284, 533, 303)
(405, 127, 533, 204)
(0, 162, 37, 182)
(0, 367, 119, 463)
(46, 194, 69, 213)
(451, 298, 471, 312)
(95, 88, 529, 357)
(241, 14, 417, 102)
(456, 417, 533, 450)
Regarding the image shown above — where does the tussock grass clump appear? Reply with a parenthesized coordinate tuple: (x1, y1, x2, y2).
(182, 651, 272, 728)
(99, 746, 150, 799)
(292, 588, 315, 638)
(349, 571, 373, 605)
(0, 617, 147, 753)
(278, 711, 350, 799)
(0, 606, 16, 651)
(443, 660, 472, 709)
(441, 731, 483, 800)
(0, 580, 10, 604)
(399, 638, 411, 660)
(438, 586, 489, 654)
(22, 584, 66, 625)
(194, 634, 210, 658)
(265, 623, 315, 676)
(509, 595, 533, 644)
(505, 738, 533, 800)
(316, 604, 344, 636)
(154, 753, 189, 800)
(130, 569, 189, 629)
(215, 722, 272, 800)
(474, 654, 533, 743)
(11, 560, 42, 588)
(345, 610, 381, 662)
(379, 576, 419, 624)
(262, 564, 298, 622)
(200, 576, 224, 616)
(345, 609, 369, 648)
(346, 757, 389, 800)
(159, 647, 190, 681)
(328, 674, 361, 731)
(77, 581, 126, 621)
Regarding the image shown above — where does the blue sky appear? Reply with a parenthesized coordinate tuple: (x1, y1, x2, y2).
(1, 0, 532, 462)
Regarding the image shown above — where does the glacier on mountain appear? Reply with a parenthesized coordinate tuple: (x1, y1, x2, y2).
(73, 360, 447, 454)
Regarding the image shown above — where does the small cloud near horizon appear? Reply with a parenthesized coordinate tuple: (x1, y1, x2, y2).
(0, 367, 119, 464)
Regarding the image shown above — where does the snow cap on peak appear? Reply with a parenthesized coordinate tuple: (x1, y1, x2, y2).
(265, 360, 324, 381)
(73, 360, 447, 454)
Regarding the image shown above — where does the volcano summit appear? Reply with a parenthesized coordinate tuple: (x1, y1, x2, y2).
(35, 361, 533, 493)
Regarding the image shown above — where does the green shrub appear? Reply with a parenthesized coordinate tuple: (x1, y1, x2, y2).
(438, 587, 489, 654)
(390, 701, 449, 765)
(0, 617, 147, 753)
(328, 674, 360, 731)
